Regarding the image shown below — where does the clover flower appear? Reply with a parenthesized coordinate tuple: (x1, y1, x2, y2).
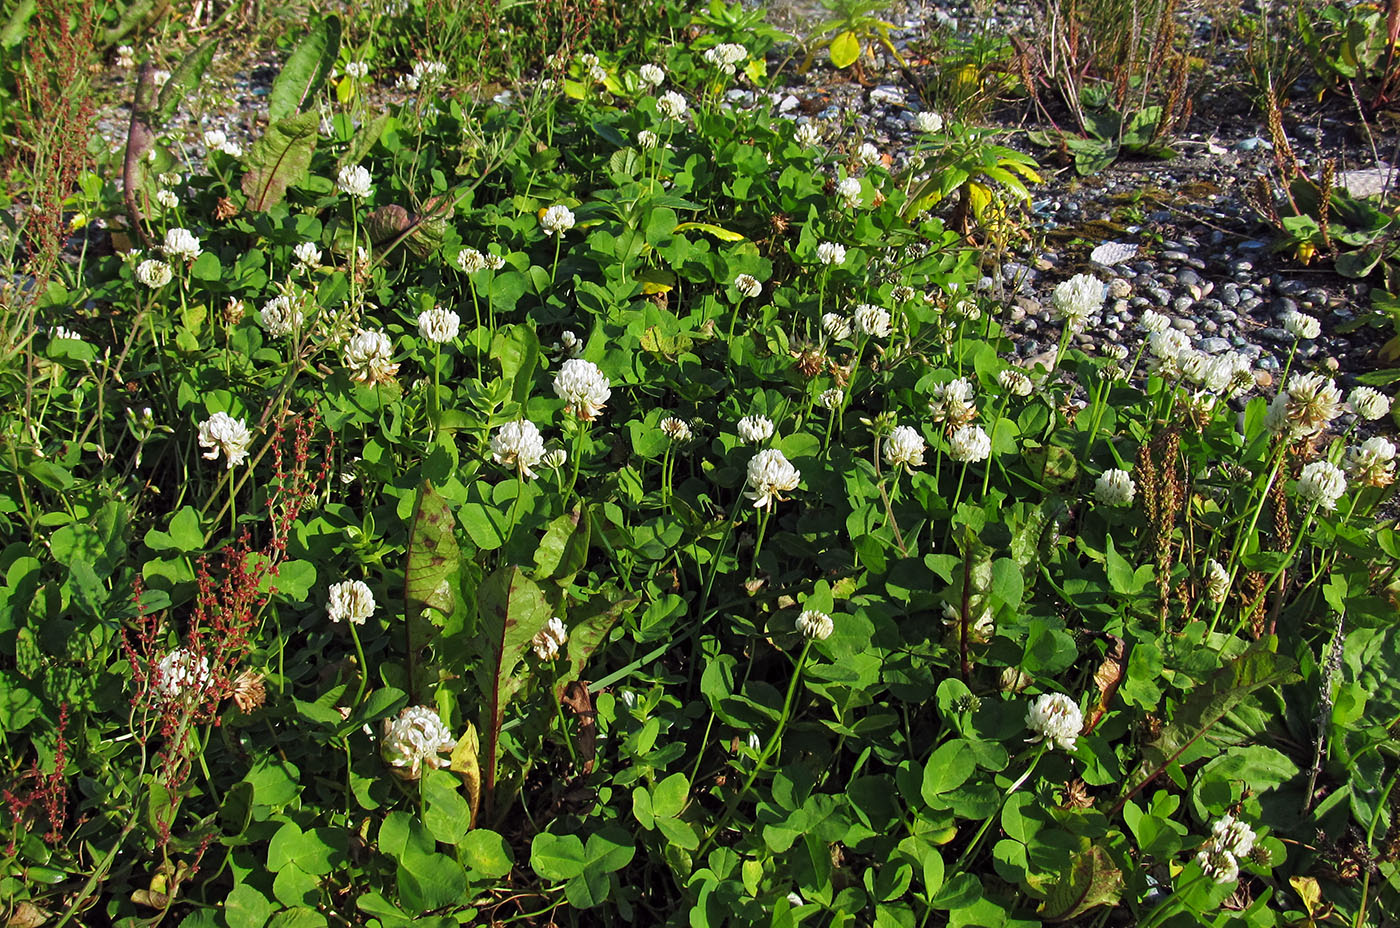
(1295, 460, 1347, 511)
(343, 328, 399, 385)
(703, 42, 748, 74)
(417, 307, 460, 344)
(258, 295, 303, 338)
(292, 241, 322, 271)
(884, 425, 926, 468)
(1204, 559, 1230, 603)
(737, 414, 775, 444)
(1211, 814, 1257, 858)
(1025, 692, 1083, 751)
(457, 248, 487, 273)
(657, 91, 687, 118)
(998, 368, 1034, 397)
(745, 448, 800, 509)
(219, 138, 243, 157)
(486, 252, 506, 270)
(795, 122, 823, 146)
(1348, 386, 1391, 421)
(638, 129, 660, 150)
(816, 242, 846, 266)
(822, 312, 853, 341)
(337, 164, 373, 198)
(734, 274, 761, 298)
(155, 647, 211, 701)
(820, 388, 844, 410)
(857, 142, 880, 166)
(1051, 273, 1105, 333)
(198, 412, 252, 468)
(554, 330, 583, 357)
(1265, 372, 1343, 440)
(155, 189, 179, 209)
(930, 378, 978, 427)
(202, 128, 227, 150)
(51, 326, 82, 342)
(1140, 309, 1170, 334)
(381, 706, 455, 779)
(344, 61, 369, 79)
(399, 59, 447, 91)
(914, 111, 944, 133)
(1196, 846, 1240, 884)
(1283, 310, 1321, 340)
(542, 448, 568, 470)
(836, 176, 862, 208)
(136, 258, 172, 288)
(1346, 436, 1396, 488)
(949, 424, 990, 463)
(854, 303, 892, 338)
(1095, 468, 1136, 507)
(116, 45, 135, 68)
(532, 617, 569, 660)
(553, 358, 611, 420)
(327, 580, 376, 625)
(796, 609, 833, 640)
(491, 419, 546, 478)
(639, 63, 665, 86)
(541, 204, 575, 236)
(660, 416, 692, 442)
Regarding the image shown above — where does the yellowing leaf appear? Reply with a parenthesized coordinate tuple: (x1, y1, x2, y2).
(450, 723, 481, 829)
(829, 31, 861, 69)
(639, 268, 676, 294)
(336, 75, 355, 104)
(673, 222, 745, 242)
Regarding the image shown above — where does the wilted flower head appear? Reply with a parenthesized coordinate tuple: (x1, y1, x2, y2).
(657, 90, 687, 118)
(259, 295, 303, 338)
(417, 307, 460, 344)
(155, 647, 211, 701)
(1052, 273, 1105, 332)
(1295, 460, 1347, 511)
(639, 63, 665, 86)
(553, 358, 611, 420)
(1196, 845, 1240, 885)
(1348, 386, 1391, 421)
(491, 419, 546, 478)
(822, 312, 853, 341)
(949, 424, 990, 463)
(998, 368, 1034, 397)
(884, 425, 926, 468)
(337, 164, 373, 198)
(1025, 692, 1083, 750)
(327, 580, 375, 625)
(532, 617, 569, 660)
(540, 204, 575, 236)
(1095, 468, 1136, 507)
(836, 176, 862, 208)
(816, 242, 846, 266)
(198, 412, 252, 468)
(116, 45, 135, 68)
(854, 303, 892, 338)
(703, 42, 748, 74)
(1283, 310, 1321, 340)
(745, 448, 801, 509)
(930, 378, 978, 427)
(136, 258, 172, 288)
(734, 274, 761, 298)
(1265, 372, 1343, 440)
(1204, 559, 1230, 603)
(796, 609, 833, 640)
(381, 706, 454, 779)
(343, 328, 399, 385)
(1347, 435, 1396, 488)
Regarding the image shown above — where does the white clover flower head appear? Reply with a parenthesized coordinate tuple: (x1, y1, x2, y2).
(1265, 372, 1343, 440)
(930, 378, 978, 427)
(292, 241, 323, 271)
(541, 204, 576, 236)
(136, 258, 173, 288)
(1196, 846, 1241, 884)
(555, 330, 583, 357)
(154, 188, 179, 209)
(343, 328, 399, 385)
(410, 59, 448, 89)
(586, 61, 607, 83)
(1025, 692, 1083, 750)
(553, 358, 611, 420)
(151, 69, 171, 88)
(949, 424, 991, 463)
(637, 128, 660, 150)
(657, 90, 688, 118)
(998, 368, 1034, 397)
(737, 414, 775, 444)
(822, 312, 853, 341)
(381, 705, 455, 780)
(51, 325, 82, 342)
(836, 176, 862, 208)
(578, 52, 600, 68)
(1347, 435, 1397, 488)
(1139, 309, 1170, 334)
(914, 110, 944, 133)
(337, 164, 373, 198)
(795, 121, 823, 146)
(198, 411, 252, 469)
(258, 295, 303, 338)
(796, 608, 834, 640)
(857, 142, 880, 166)
(202, 128, 227, 150)
(344, 61, 370, 79)
(1211, 814, 1257, 858)
(815, 242, 847, 266)
(155, 647, 211, 701)
(660, 416, 692, 442)
(491, 419, 546, 478)
(542, 448, 568, 470)
(532, 617, 568, 660)
(457, 247, 487, 273)
(116, 45, 136, 68)
(1204, 559, 1230, 603)
(1052, 273, 1105, 332)
(745, 448, 801, 509)
(884, 425, 926, 468)
(854, 303, 892, 338)
(417, 307, 460, 344)
(1282, 310, 1321, 340)
(1095, 468, 1136, 507)
(820, 387, 844, 410)
(1348, 386, 1391, 421)
(703, 42, 748, 75)
(639, 63, 665, 86)
(1295, 460, 1347, 511)
(327, 579, 375, 625)
(220, 138, 244, 157)
(891, 285, 916, 304)
(734, 274, 761, 298)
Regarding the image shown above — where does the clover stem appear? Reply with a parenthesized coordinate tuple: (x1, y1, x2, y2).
(982, 396, 1011, 497)
(952, 744, 1046, 874)
(1206, 442, 1288, 635)
(348, 618, 368, 709)
(750, 505, 773, 579)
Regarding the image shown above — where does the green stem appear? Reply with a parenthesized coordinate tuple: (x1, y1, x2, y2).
(348, 618, 368, 708)
(952, 745, 1045, 873)
(750, 506, 772, 579)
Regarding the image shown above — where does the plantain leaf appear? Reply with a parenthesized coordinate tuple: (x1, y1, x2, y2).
(269, 16, 341, 123)
(240, 111, 319, 212)
(556, 586, 637, 700)
(1, 0, 35, 50)
(405, 480, 461, 631)
(156, 37, 218, 124)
